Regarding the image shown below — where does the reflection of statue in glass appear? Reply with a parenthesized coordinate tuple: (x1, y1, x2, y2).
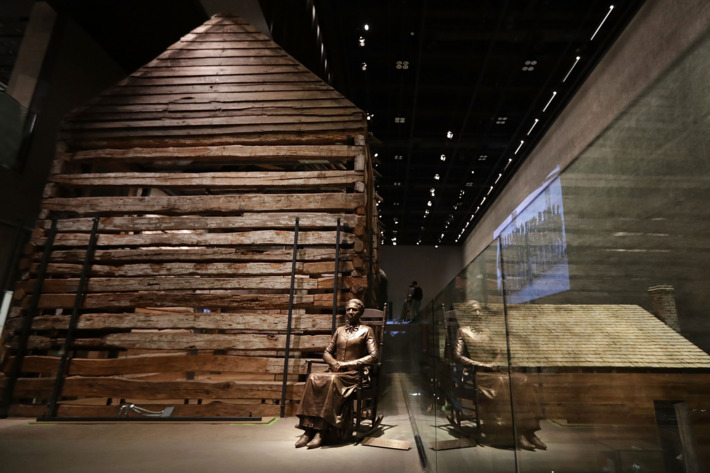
(295, 298, 378, 448)
(454, 300, 546, 451)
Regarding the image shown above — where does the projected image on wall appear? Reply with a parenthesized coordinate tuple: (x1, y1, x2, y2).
(495, 173, 569, 304)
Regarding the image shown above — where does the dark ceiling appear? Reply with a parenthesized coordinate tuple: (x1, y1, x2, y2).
(2, 0, 645, 246)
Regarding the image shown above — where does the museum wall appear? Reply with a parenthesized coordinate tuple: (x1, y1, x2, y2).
(462, 0, 710, 264)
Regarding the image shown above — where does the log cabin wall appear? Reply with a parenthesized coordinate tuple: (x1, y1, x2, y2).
(0, 14, 380, 418)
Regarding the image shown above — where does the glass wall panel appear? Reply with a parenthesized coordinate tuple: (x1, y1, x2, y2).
(428, 242, 517, 472)
(501, 29, 710, 473)
(426, 25, 710, 473)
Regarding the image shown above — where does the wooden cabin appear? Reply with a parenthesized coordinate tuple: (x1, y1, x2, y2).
(0, 14, 380, 418)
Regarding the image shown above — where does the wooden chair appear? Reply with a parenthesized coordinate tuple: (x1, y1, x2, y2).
(353, 305, 386, 432)
(443, 309, 481, 432)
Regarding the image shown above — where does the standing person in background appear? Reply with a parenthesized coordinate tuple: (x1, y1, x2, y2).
(408, 281, 423, 321)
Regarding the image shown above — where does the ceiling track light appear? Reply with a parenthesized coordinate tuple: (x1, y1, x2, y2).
(543, 91, 557, 112)
(562, 56, 581, 82)
(514, 140, 524, 154)
(590, 5, 615, 41)
(527, 118, 539, 136)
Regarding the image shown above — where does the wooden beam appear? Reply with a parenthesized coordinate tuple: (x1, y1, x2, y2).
(15, 354, 313, 376)
(31, 230, 355, 248)
(20, 311, 331, 332)
(49, 170, 364, 190)
(23, 332, 330, 351)
(42, 193, 362, 215)
(11, 377, 305, 400)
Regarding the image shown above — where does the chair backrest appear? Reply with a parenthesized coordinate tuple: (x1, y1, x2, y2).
(444, 309, 460, 361)
(362, 303, 386, 362)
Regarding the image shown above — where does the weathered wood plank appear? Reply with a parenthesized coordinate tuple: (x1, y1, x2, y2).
(50, 170, 363, 189)
(24, 312, 331, 331)
(61, 144, 360, 162)
(81, 90, 346, 107)
(147, 56, 299, 68)
(58, 131, 362, 151)
(72, 108, 361, 125)
(69, 99, 356, 118)
(35, 247, 357, 265)
(24, 332, 330, 351)
(34, 261, 354, 277)
(31, 230, 355, 248)
(11, 377, 305, 400)
(18, 274, 362, 295)
(62, 111, 362, 130)
(18, 276, 320, 294)
(161, 41, 286, 52)
(28, 291, 349, 310)
(98, 81, 331, 97)
(63, 120, 366, 139)
(43, 193, 363, 215)
(15, 354, 312, 375)
(35, 214, 363, 235)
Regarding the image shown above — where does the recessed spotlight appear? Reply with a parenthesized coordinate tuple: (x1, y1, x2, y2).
(359, 37, 365, 47)
(394, 155, 403, 160)
(394, 181, 402, 186)
(465, 182, 473, 187)
(430, 188, 436, 196)
(440, 154, 446, 161)
(434, 174, 440, 180)
(361, 62, 368, 71)
(478, 155, 488, 161)
(446, 131, 454, 139)
(364, 24, 370, 31)
(427, 201, 432, 207)
(394, 116, 406, 123)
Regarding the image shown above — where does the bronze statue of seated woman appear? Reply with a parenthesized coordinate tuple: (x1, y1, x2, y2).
(295, 298, 378, 448)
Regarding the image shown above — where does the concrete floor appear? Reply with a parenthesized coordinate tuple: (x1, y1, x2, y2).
(0, 372, 423, 473)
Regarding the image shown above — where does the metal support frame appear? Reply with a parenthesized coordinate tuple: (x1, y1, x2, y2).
(1, 218, 58, 418)
(45, 217, 100, 418)
(280, 218, 299, 418)
(331, 218, 341, 334)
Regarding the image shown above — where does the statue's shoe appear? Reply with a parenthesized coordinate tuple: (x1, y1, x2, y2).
(307, 432, 323, 449)
(295, 433, 312, 448)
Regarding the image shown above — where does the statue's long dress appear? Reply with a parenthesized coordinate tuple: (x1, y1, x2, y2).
(455, 327, 543, 438)
(297, 324, 378, 431)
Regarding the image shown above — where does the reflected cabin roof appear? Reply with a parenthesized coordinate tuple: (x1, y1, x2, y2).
(455, 304, 710, 369)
